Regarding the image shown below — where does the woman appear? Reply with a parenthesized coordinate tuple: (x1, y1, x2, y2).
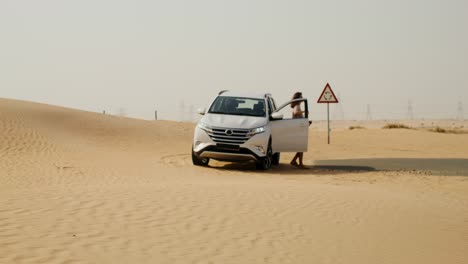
(290, 92, 307, 168)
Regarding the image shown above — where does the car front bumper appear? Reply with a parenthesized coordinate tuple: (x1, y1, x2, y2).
(193, 127, 269, 162)
(199, 151, 258, 162)
(195, 145, 261, 162)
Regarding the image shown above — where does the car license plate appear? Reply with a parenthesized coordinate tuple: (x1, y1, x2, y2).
(216, 144, 240, 151)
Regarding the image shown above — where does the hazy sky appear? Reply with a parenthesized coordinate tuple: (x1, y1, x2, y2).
(1, 0, 467, 121)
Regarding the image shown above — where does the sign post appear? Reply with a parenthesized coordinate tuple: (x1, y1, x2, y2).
(327, 103, 330, 144)
(317, 83, 339, 144)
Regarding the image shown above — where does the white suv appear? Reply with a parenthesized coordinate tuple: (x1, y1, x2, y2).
(192, 91, 310, 170)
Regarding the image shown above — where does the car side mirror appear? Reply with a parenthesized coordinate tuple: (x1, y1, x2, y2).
(270, 112, 283, 120)
(197, 108, 206, 115)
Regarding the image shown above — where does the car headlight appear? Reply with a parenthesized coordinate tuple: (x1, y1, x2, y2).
(198, 122, 213, 133)
(247, 126, 266, 137)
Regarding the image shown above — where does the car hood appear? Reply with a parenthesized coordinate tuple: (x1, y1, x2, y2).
(202, 114, 267, 129)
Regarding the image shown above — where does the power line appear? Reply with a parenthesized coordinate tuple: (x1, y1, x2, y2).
(406, 100, 414, 120)
(366, 104, 372, 120)
(457, 101, 464, 120)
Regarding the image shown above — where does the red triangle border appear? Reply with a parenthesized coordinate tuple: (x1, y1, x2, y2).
(317, 83, 339, 103)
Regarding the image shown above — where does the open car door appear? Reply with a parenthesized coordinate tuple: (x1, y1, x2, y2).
(270, 98, 309, 152)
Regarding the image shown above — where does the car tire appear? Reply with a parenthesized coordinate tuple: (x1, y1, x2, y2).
(192, 148, 209, 166)
(272, 152, 280, 165)
(256, 143, 272, 170)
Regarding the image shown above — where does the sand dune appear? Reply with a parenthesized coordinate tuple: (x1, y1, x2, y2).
(1, 98, 467, 264)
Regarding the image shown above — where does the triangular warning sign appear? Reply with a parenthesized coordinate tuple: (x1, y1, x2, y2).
(317, 83, 339, 103)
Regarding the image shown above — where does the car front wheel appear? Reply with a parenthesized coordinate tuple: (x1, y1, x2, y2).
(192, 148, 209, 166)
(256, 144, 272, 170)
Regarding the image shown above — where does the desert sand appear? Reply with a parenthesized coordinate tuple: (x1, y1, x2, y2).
(1, 98, 467, 264)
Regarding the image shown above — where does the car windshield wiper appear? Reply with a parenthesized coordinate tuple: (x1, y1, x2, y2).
(224, 113, 265, 117)
(209, 111, 229, 115)
(209, 111, 264, 117)
(235, 113, 264, 117)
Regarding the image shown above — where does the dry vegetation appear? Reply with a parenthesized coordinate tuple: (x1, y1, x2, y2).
(382, 123, 468, 134)
(349, 125, 365, 130)
(428, 126, 468, 134)
(382, 123, 411, 129)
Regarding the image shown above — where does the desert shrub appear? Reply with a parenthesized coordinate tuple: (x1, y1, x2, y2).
(349, 126, 365, 130)
(429, 126, 467, 134)
(382, 123, 411, 129)
(431, 126, 447, 133)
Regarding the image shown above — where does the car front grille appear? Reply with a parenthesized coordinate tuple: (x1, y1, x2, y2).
(207, 127, 251, 145)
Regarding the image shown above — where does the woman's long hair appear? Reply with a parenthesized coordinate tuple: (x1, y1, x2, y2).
(291, 92, 302, 108)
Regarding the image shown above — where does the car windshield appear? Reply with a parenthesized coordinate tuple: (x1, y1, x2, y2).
(208, 96, 266, 117)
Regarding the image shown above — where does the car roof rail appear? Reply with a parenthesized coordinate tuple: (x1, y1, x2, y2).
(218, 90, 229, 95)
